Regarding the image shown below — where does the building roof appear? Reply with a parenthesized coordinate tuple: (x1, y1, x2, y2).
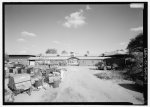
(41, 54, 58, 56)
(29, 56, 110, 60)
(9, 55, 36, 57)
(76, 56, 110, 60)
(67, 56, 80, 60)
(29, 56, 69, 60)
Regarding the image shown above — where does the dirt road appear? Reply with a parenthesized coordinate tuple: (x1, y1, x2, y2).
(14, 66, 144, 104)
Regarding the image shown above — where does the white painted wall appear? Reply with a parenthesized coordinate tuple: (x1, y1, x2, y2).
(29, 61, 35, 66)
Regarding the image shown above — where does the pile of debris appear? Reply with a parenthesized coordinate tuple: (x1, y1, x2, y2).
(5, 65, 66, 102)
(5, 63, 26, 78)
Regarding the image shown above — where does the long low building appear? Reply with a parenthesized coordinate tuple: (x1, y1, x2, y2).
(28, 56, 110, 66)
(8, 55, 36, 65)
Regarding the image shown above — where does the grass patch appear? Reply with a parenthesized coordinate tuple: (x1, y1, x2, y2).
(94, 70, 131, 80)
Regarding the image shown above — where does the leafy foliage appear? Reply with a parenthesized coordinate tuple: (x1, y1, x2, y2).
(86, 51, 90, 55)
(61, 50, 68, 54)
(45, 48, 57, 54)
(126, 33, 144, 82)
(127, 33, 143, 53)
(84, 54, 87, 56)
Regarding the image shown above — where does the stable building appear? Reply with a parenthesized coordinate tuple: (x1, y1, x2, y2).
(8, 55, 36, 65)
(29, 56, 68, 66)
(78, 56, 106, 66)
(101, 49, 130, 69)
(28, 55, 109, 66)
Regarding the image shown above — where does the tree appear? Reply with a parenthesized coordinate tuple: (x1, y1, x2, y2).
(87, 51, 90, 55)
(61, 50, 68, 55)
(70, 52, 74, 54)
(126, 32, 146, 103)
(127, 33, 143, 53)
(84, 54, 87, 57)
(126, 33, 144, 82)
(84, 51, 90, 56)
(45, 48, 57, 54)
(70, 52, 74, 57)
(102, 53, 105, 57)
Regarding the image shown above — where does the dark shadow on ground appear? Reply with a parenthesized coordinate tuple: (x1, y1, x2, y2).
(119, 83, 143, 93)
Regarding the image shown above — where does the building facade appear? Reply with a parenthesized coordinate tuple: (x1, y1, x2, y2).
(28, 56, 109, 66)
(8, 55, 36, 65)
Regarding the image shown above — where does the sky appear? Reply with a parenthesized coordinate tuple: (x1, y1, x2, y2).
(5, 3, 143, 55)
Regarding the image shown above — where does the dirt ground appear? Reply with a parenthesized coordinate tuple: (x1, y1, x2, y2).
(5, 66, 144, 104)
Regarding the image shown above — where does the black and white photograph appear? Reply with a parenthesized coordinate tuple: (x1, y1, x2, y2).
(3, 2, 148, 105)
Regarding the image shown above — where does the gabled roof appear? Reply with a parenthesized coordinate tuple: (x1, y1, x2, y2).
(67, 56, 80, 60)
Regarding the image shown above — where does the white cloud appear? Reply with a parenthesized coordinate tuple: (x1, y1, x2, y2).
(130, 26, 143, 32)
(52, 40, 60, 44)
(21, 31, 36, 37)
(130, 3, 144, 9)
(86, 5, 91, 10)
(63, 9, 86, 28)
(17, 38, 25, 42)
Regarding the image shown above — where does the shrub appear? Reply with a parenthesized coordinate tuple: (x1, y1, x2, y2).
(126, 33, 144, 82)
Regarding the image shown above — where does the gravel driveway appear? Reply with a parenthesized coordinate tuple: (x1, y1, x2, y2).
(12, 66, 144, 104)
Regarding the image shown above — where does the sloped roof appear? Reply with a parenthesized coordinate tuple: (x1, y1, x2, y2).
(76, 56, 110, 60)
(67, 56, 80, 60)
(9, 55, 36, 57)
(29, 56, 110, 60)
(29, 56, 69, 60)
